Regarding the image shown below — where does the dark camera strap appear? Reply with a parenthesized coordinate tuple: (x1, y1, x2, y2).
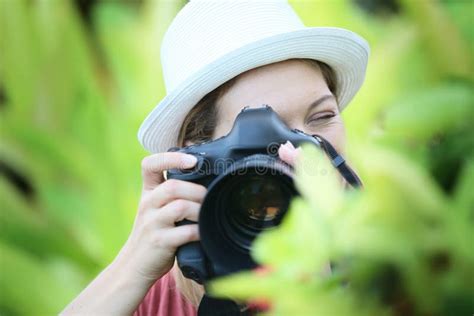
(198, 294, 255, 316)
(312, 134, 363, 188)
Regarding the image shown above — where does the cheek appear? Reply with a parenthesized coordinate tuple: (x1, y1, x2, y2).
(311, 118, 346, 154)
(212, 119, 234, 139)
(212, 107, 237, 139)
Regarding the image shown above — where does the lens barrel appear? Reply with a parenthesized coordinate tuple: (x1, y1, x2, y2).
(199, 154, 298, 276)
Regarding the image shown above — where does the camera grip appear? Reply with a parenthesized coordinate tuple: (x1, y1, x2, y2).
(176, 220, 210, 284)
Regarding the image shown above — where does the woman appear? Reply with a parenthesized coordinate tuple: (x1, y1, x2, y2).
(62, 0, 369, 315)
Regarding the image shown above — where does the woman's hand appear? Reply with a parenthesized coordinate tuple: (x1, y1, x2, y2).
(61, 152, 206, 315)
(116, 152, 207, 282)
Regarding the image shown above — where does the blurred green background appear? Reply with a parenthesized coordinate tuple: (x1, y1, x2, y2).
(0, 0, 472, 315)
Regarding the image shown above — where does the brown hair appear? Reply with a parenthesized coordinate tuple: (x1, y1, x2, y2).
(173, 58, 338, 307)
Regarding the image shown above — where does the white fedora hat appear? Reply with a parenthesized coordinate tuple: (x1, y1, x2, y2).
(138, 0, 370, 153)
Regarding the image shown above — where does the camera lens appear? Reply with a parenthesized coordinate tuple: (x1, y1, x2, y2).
(199, 154, 298, 275)
(232, 176, 285, 227)
(221, 173, 292, 251)
(227, 173, 291, 241)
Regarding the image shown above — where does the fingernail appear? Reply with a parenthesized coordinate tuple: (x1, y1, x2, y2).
(286, 141, 295, 149)
(182, 155, 197, 168)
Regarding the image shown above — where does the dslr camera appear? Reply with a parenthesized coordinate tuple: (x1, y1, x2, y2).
(167, 105, 360, 284)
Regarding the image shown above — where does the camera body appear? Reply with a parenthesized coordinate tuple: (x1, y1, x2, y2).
(167, 105, 321, 183)
(167, 105, 322, 284)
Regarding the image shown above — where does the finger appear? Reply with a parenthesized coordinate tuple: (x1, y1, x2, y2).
(157, 199, 201, 226)
(278, 141, 302, 166)
(161, 224, 200, 248)
(145, 179, 207, 208)
(141, 152, 198, 191)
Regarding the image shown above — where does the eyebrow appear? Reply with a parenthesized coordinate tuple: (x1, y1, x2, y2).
(305, 94, 336, 116)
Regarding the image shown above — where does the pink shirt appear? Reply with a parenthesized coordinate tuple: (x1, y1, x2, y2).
(134, 272, 197, 316)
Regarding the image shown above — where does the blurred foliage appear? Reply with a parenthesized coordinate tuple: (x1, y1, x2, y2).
(0, 0, 472, 315)
(209, 1, 474, 316)
(0, 0, 183, 314)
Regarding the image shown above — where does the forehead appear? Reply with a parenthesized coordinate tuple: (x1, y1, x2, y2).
(217, 59, 331, 122)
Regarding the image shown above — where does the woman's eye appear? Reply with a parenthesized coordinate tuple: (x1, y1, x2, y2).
(307, 112, 336, 124)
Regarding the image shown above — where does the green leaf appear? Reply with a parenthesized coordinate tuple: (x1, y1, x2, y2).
(295, 144, 344, 221)
(0, 242, 78, 315)
(252, 197, 331, 275)
(384, 84, 474, 141)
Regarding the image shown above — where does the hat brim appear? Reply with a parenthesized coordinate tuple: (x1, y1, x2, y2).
(138, 27, 369, 153)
